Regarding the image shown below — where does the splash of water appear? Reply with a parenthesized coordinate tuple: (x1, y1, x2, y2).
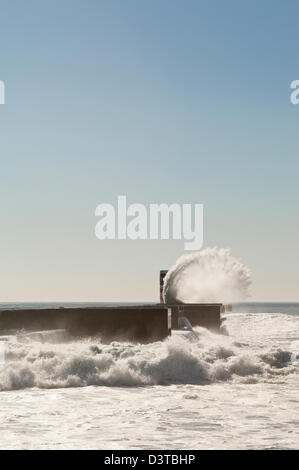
(163, 247, 251, 304)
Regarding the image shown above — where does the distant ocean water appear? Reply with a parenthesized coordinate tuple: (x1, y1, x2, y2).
(233, 302, 299, 315)
(0, 301, 298, 314)
(0, 302, 298, 449)
(0, 301, 147, 310)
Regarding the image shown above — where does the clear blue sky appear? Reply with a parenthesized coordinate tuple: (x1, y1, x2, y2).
(0, 0, 298, 301)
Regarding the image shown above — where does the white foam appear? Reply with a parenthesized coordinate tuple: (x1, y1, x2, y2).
(163, 247, 251, 304)
(0, 313, 297, 391)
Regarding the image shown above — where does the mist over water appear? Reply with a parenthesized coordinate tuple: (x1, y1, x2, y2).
(163, 247, 251, 304)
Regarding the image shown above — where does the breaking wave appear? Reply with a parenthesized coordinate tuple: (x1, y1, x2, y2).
(163, 247, 251, 304)
(0, 315, 296, 391)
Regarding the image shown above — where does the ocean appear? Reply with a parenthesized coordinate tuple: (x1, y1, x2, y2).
(0, 302, 298, 450)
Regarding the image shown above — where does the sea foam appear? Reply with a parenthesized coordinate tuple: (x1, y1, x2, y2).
(163, 247, 251, 304)
(0, 319, 295, 391)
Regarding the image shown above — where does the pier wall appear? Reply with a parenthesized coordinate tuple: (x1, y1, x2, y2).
(0, 303, 222, 341)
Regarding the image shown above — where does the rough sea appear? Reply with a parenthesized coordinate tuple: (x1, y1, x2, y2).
(0, 302, 298, 450)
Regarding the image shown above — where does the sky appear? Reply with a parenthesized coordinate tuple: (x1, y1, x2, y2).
(0, 0, 298, 302)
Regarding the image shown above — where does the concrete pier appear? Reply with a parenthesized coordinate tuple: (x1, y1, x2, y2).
(0, 303, 223, 342)
(0, 305, 170, 343)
